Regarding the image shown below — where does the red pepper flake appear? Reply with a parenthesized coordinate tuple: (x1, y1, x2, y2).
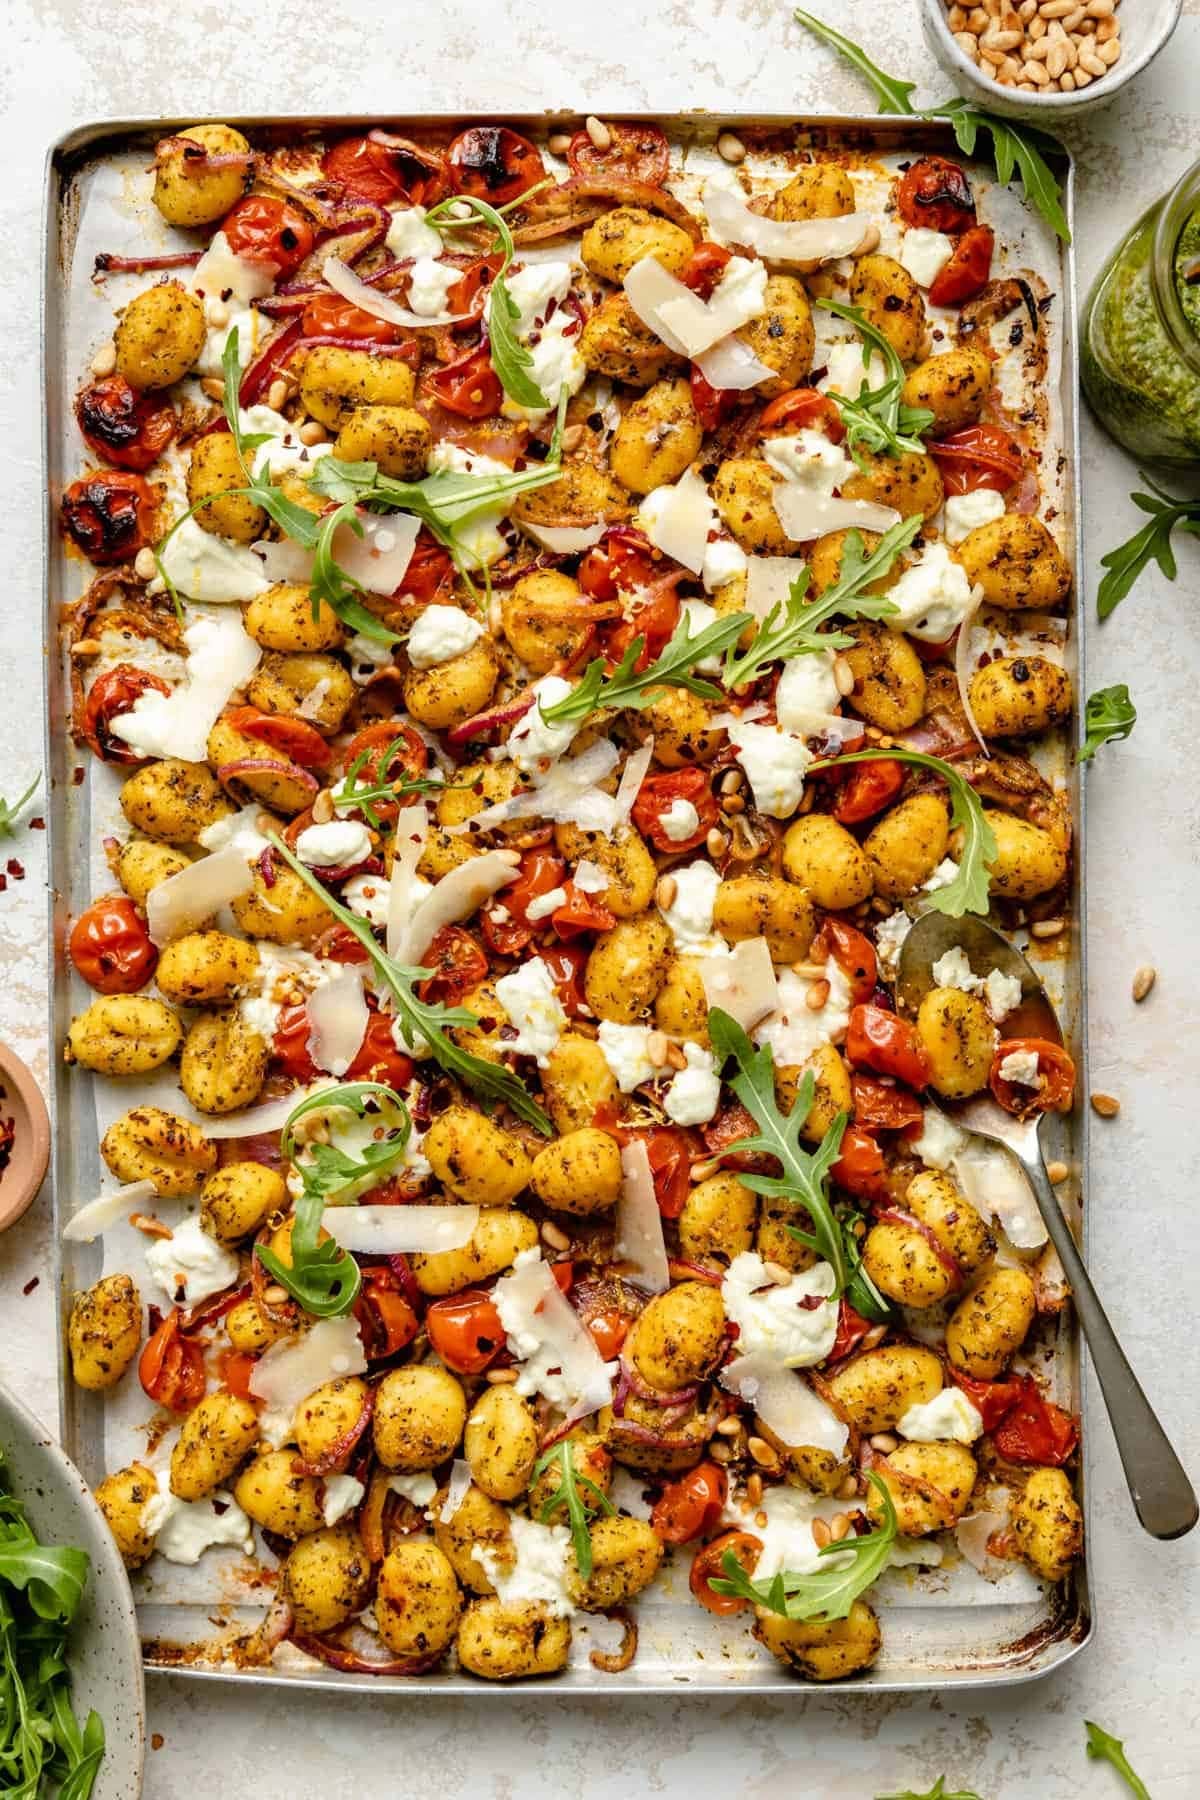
(151, 1734, 165, 1752)
(73, 767, 86, 787)
(22, 1276, 39, 1296)
(29, 817, 45, 830)
(0, 875, 7, 894)
(6, 859, 24, 880)
(0, 1116, 14, 1172)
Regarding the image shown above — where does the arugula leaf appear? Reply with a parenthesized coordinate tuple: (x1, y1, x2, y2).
(538, 607, 752, 727)
(707, 1009, 850, 1293)
(1084, 1721, 1152, 1800)
(531, 1441, 616, 1582)
(876, 1780, 986, 1800)
(308, 500, 402, 646)
(268, 834, 553, 1134)
(0, 773, 39, 836)
(723, 515, 921, 690)
(808, 748, 996, 917)
(1077, 684, 1136, 765)
(815, 299, 934, 461)
(1097, 482, 1200, 618)
(793, 11, 1070, 243)
(220, 326, 274, 478)
(711, 1472, 898, 1619)
(332, 733, 448, 828)
(425, 192, 549, 410)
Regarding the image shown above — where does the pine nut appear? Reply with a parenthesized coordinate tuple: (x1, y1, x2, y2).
(1046, 1159, 1069, 1184)
(746, 1472, 764, 1505)
(310, 788, 335, 824)
(690, 1156, 721, 1183)
(1079, 50, 1105, 75)
(719, 768, 744, 796)
(1058, 68, 1076, 87)
(267, 378, 289, 411)
(1018, 0, 1038, 15)
(748, 1436, 780, 1470)
(996, 70, 1016, 85)
(705, 827, 727, 858)
(206, 299, 229, 329)
(665, 1042, 688, 1072)
(1132, 965, 1156, 1003)
(710, 1440, 733, 1463)
(560, 423, 584, 453)
(1095, 16, 1119, 40)
(646, 1030, 669, 1069)
(1001, 5, 1022, 27)
(200, 376, 225, 400)
(832, 655, 855, 697)
(1086, 0, 1114, 13)
(548, 132, 572, 155)
(948, 1, 968, 23)
(1031, 917, 1064, 939)
(299, 420, 326, 445)
(1024, 57, 1051, 82)
(837, 1474, 859, 1500)
(967, 5, 989, 25)
(541, 1219, 570, 1250)
(829, 1512, 851, 1542)
(1063, 4, 1086, 26)
(90, 341, 117, 377)
(720, 791, 745, 816)
(1096, 35, 1120, 62)
(1026, 36, 1051, 58)
(1045, 42, 1067, 73)
(955, 32, 981, 59)
(985, 0, 1002, 14)
(716, 1415, 742, 1436)
(1028, 13, 1047, 35)
(979, 43, 1007, 64)
(486, 1366, 518, 1384)
(655, 874, 677, 910)
(1039, 0, 1074, 16)
(1072, 65, 1093, 85)
(762, 1260, 793, 1285)
(982, 26, 1023, 48)
(1090, 1092, 1120, 1118)
(792, 960, 826, 979)
(717, 131, 746, 165)
(869, 1432, 898, 1454)
(805, 978, 831, 1012)
(811, 1517, 832, 1548)
(70, 639, 101, 658)
(585, 116, 611, 151)
(133, 546, 158, 581)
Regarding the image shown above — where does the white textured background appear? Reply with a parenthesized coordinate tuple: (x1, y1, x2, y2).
(1, 1, 1199, 1793)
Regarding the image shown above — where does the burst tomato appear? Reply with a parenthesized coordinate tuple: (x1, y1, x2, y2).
(549, 883, 616, 941)
(828, 1298, 874, 1362)
(224, 706, 331, 771)
(690, 365, 736, 433)
(988, 1038, 1075, 1118)
(567, 122, 670, 186)
(357, 1268, 420, 1359)
(586, 1307, 631, 1361)
(949, 1369, 1026, 1434)
(425, 1288, 505, 1374)
(139, 1309, 206, 1412)
(447, 253, 505, 320)
(632, 766, 719, 853)
(578, 528, 658, 601)
(992, 1377, 1078, 1467)
(811, 920, 878, 1004)
(895, 156, 976, 235)
(928, 225, 995, 308)
(302, 290, 405, 344)
(68, 895, 157, 994)
(832, 1124, 890, 1203)
(272, 1004, 319, 1084)
(702, 1100, 773, 1174)
(346, 1011, 415, 1088)
(323, 133, 445, 206)
(416, 925, 489, 1004)
(75, 376, 177, 472)
(851, 1073, 924, 1131)
(846, 1004, 931, 1089)
(82, 665, 171, 764)
(339, 721, 428, 823)
(833, 757, 904, 824)
(929, 423, 1023, 496)
(312, 923, 371, 964)
(62, 471, 157, 564)
(758, 386, 846, 442)
(641, 1128, 692, 1219)
(222, 195, 315, 278)
(423, 343, 502, 419)
(689, 1530, 760, 1615)
(651, 1462, 728, 1545)
(398, 532, 456, 602)
(539, 943, 589, 1017)
(219, 1348, 258, 1401)
(481, 848, 564, 955)
(680, 240, 733, 299)
(448, 126, 545, 205)
(605, 583, 681, 670)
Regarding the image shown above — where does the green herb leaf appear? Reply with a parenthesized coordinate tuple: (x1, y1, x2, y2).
(531, 1440, 615, 1581)
(707, 1009, 850, 1293)
(1097, 483, 1200, 618)
(711, 1472, 898, 1619)
(793, 12, 1070, 242)
(309, 500, 402, 645)
(220, 326, 273, 479)
(723, 514, 921, 690)
(1077, 684, 1136, 765)
(332, 733, 448, 827)
(875, 1779, 987, 1800)
(538, 607, 753, 727)
(809, 748, 996, 916)
(426, 192, 551, 410)
(268, 834, 553, 1134)
(815, 299, 934, 460)
(0, 773, 39, 837)
(1084, 1722, 1153, 1800)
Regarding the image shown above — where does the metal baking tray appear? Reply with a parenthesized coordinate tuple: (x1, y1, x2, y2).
(42, 113, 1090, 1693)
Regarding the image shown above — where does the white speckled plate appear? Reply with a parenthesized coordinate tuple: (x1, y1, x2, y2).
(0, 1382, 144, 1798)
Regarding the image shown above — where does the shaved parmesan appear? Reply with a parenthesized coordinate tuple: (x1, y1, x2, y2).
(305, 965, 369, 1077)
(521, 521, 607, 555)
(745, 556, 807, 623)
(720, 1353, 849, 1456)
(955, 1497, 1012, 1575)
(954, 1143, 1047, 1251)
(62, 1180, 157, 1244)
(624, 253, 767, 360)
(385, 805, 429, 959)
(335, 512, 419, 595)
(638, 469, 714, 575)
(440, 1458, 472, 1523)
(703, 184, 871, 266)
(456, 740, 622, 835)
(493, 1251, 616, 1424)
(320, 1204, 479, 1255)
(146, 844, 255, 947)
(111, 610, 262, 764)
(398, 850, 518, 967)
(249, 1316, 366, 1435)
(323, 255, 471, 330)
(253, 537, 315, 584)
(773, 484, 902, 543)
(614, 738, 655, 826)
(615, 1141, 670, 1294)
(698, 938, 779, 1030)
(694, 333, 776, 392)
(200, 1080, 339, 1140)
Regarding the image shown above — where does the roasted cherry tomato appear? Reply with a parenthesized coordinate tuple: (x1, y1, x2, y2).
(929, 423, 1023, 496)
(425, 1288, 505, 1374)
(447, 253, 505, 321)
(680, 240, 732, 299)
(222, 195, 315, 278)
(219, 1348, 258, 1402)
(811, 920, 878, 1005)
(689, 1530, 760, 1615)
(928, 225, 995, 308)
(586, 1307, 631, 1361)
(75, 376, 177, 472)
(416, 925, 489, 1005)
(312, 923, 371, 965)
(540, 943, 590, 1018)
(224, 705, 331, 771)
(357, 1268, 421, 1359)
(642, 1128, 692, 1220)
(346, 1010, 415, 1089)
(846, 1003, 931, 1089)
(339, 720, 428, 823)
(423, 343, 503, 420)
(567, 121, 670, 187)
(447, 126, 545, 205)
(851, 1073, 924, 1131)
(651, 1462, 728, 1545)
(139, 1309, 206, 1412)
(988, 1037, 1075, 1118)
(632, 767, 719, 854)
(831, 1124, 890, 1203)
(702, 1100, 774, 1174)
(895, 156, 976, 235)
(272, 1004, 319, 1084)
(578, 527, 659, 601)
(398, 531, 457, 602)
(833, 757, 904, 825)
(949, 1369, 1026, 1434)
(68, 895, 158, 994)
(549, 1261, 574, 1295)
(549, 883, 616, 941)
(828, 1298, 874, 1363)
(690, 365, 737, 433)
(604, 583, 681, 671)
(758, 386, 846, 443)
(992, 1377, 1078, 1467)
(301, 290, 406, 344)
(82, 665, 171, 764)
(61, 471, 157, 565)
(481, 848, 564, 955)
(323, 133, 446, 206)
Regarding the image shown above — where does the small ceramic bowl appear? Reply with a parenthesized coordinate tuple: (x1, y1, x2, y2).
(920, 0, 1182, 120)
(0, 1043, 50, 1233)
(0, 1383, 145, 1797)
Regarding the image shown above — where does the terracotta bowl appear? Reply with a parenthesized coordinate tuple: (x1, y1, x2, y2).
(0, 1042, 50, 1233)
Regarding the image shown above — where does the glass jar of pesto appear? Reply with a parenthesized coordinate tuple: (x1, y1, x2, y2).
(1081, 157, 1200, 466)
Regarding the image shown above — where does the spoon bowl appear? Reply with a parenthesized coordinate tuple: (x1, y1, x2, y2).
(897, 911, 1197, 1542)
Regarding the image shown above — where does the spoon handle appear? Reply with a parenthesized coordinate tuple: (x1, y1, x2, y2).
(1022, 1149, 1197, 1540)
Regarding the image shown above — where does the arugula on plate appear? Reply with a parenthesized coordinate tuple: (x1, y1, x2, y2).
(816, 298, 935, 462)
(1097, 479, 1200, 618)
(531, 1440, 616, 1582)
(0, 773, 40, 837)
(536, 607, 752, 728)
(1077, 684, 1136, 765)
(875, 1780, 986, 1800)
(1084, 1721, 1152, 1799)
(710, 1472, 898, 1620)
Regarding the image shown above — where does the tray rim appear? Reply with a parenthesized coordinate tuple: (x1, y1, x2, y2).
(40, 109, 1092, 1697)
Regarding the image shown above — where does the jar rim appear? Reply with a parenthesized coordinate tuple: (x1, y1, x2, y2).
(1150, 155, 1200, 381)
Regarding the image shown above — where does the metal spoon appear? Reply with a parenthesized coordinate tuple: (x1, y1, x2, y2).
(897, 910, 1197, 1542)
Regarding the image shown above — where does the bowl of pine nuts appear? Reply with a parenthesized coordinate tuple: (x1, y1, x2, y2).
(921, 0, 1181, 116)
